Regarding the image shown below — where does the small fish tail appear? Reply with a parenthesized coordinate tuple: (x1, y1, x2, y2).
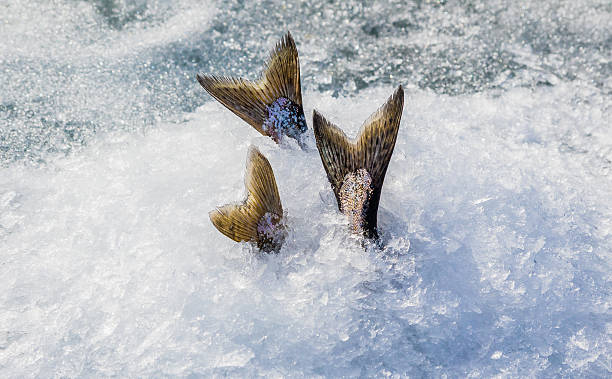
(197, 32, 307, 143)
(210, 146, 286, 252)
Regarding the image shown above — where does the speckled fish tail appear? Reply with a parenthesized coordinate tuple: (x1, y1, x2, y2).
(197, 32, 307, 146)
(209, 146, 286, 252)
(313, 86, 404, 239)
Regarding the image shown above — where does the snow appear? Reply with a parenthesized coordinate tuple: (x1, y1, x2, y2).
(1, 84, 610, 376)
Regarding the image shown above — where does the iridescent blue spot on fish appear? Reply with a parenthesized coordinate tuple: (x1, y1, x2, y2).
(256, 212, 286, 252)
(262, 97, 307, 142)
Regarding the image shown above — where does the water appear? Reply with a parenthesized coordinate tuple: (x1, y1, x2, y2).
(1, 0, 611, 377)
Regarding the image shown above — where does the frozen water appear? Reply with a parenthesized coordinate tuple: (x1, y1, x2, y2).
(1, 0, 611, 377)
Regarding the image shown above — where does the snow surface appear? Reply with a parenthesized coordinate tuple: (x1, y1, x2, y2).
(1, 0, 611, 377)
(1, 85, 610, 377)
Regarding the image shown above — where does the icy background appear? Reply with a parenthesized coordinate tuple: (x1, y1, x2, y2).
(1, 0, 611, 377)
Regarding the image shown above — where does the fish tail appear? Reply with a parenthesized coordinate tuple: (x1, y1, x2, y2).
(210, 146, 286, 252)
(313, 86, 404, 238)
(197, 32, 307, 143)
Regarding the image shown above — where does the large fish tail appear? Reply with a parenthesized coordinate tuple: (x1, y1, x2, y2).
(210, 146, 286, 252)
(313, 86, 404, 238)
(197, 32, 307, 143)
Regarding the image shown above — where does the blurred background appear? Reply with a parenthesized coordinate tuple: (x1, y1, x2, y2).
(1, 0, 610, 164)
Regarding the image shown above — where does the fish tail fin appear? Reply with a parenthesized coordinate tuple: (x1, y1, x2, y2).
(313, 86, 404, 238)
(197, 32, 307, 142)
(209, 146, 286, 252)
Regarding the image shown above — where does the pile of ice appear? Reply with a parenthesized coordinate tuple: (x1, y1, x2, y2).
(1, 82, 610, 376)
